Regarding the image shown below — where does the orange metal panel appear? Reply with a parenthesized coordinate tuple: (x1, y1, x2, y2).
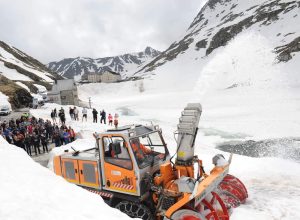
(61, 158, 80, 184)
(53, 156, 62, 176)
(103, 162, 137, 193)
(78, 160, 100, 188)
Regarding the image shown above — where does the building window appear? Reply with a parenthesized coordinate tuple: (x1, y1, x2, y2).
(61, 96, 66, 100)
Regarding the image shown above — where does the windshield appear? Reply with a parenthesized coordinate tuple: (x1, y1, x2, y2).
(130, 131, 167, 168)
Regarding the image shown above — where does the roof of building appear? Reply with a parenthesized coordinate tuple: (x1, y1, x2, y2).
(87, 71, 120, 76)
(106, 70, 121, 76)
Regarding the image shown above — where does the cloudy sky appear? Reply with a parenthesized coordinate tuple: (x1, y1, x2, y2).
(0, 0, 206, 63)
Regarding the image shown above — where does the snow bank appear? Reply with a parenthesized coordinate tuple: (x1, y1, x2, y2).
(34, 84, 47, 93)
(0, 62, 32, 81)
(0, 92, 11, 110)
(0, 136, 130, 220)
(15, 81, 30, 92)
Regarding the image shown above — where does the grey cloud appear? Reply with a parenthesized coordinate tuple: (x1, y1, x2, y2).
(0, 0, 203, 63)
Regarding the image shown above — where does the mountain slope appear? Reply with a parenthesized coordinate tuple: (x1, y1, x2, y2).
(47, 47, 160, 80)
(134, 0, 300, 76)
(0, 41, 63, 108)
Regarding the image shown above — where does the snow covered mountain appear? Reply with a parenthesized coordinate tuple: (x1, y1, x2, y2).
(135, 0, 300, 77)
(0, 41, 61, 84)
(47, 47, 160, 80)
(0, 41, 63, 108)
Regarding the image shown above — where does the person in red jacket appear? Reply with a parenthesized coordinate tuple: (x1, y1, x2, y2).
(68, 126, 76, 142)
(27, 124, 33, 134)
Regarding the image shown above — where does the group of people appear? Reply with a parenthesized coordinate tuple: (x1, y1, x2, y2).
(51, 107, 80, 124)
(92, 109, 119, 128)
(51, 107, 119, 128)
(0, 113, 76, 156)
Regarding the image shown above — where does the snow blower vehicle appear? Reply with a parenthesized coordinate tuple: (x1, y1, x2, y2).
(53, 103, 248, 220)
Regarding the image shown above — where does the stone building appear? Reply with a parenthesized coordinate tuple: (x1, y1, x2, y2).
(87, 71, 121, 83)
(100, 71, 121, 83)
(47, 79, 79, 105)
(87, 73, 102, 83)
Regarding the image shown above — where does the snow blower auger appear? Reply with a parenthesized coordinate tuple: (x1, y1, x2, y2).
(53, 103, 248, 220)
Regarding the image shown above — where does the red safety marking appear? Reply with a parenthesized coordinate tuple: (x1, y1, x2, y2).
(87, 189, 113, 198)
(112, 182, 134, 190)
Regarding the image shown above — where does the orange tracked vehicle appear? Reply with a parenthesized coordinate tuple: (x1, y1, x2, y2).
(53, 103, 248, 220)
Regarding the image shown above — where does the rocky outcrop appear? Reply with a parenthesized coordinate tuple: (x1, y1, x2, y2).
(275, 36, 300, 62)
(0, 76, 32, 109)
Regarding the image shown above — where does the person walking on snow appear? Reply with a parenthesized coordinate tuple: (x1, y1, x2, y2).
(69, 107, 74, 120)
(100, 110, 106, 124)
(74, 107, 79, 121)
(92, 108, 98, 123)
(108, 113, 113, 126)
(51, 110, 56, 123)
(114, 113, 119, 129)
(82, 107, 88, 122)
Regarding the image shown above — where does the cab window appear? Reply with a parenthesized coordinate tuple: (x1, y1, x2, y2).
(130, 131, 166, 168)
(102, 136, 133, 170)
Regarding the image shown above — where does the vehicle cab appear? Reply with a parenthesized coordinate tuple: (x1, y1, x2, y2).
(95, 124, 170, 198)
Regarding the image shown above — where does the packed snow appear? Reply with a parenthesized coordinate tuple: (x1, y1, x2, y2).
(0, 136, 131, 220)
(0, 92, 11, 109)
(0, 61, 33, 81)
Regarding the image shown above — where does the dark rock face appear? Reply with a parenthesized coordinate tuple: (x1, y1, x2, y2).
(206, 16, 253, 55)
(0, 76, 33, 109)
(275, 36, 300, 62)
(12, 88, 33, 108)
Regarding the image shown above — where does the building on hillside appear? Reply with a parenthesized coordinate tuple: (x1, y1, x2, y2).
(47, 79, 79, 105)
(87, 73, 101, 83)
(86, 71, 121, 83)
(100, 71, 121, 83)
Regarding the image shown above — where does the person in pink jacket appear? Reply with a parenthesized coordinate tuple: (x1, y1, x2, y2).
(114, 113, 119, 129)
(108, 113, 113, 126)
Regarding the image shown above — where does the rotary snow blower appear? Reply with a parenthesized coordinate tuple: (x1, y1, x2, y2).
(53, 103, 248, 220)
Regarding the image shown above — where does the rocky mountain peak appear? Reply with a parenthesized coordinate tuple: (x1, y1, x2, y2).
(144, 46, 160, 56)
(134, 0, 300, 75)
(48, 47, 161, 80)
